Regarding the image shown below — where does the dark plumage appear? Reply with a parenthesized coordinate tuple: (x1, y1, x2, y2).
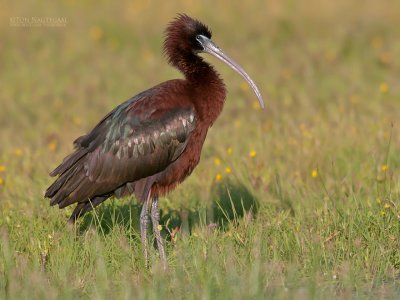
(46, 90, 196, 219)
(45, 14, 264, 268)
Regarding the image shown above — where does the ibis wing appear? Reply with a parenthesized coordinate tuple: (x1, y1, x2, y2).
(45, 90, 196, 209)
(84, 106, 196, 185)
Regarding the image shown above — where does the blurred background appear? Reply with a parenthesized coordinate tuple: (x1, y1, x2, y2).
(1, 0, 400, 298)
(1, 0, 400, 219)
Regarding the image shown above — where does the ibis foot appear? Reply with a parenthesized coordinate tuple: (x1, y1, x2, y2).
(151, 197, 167, 270)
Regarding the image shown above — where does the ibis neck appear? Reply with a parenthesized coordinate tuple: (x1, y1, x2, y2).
(173, 52, 226, 126)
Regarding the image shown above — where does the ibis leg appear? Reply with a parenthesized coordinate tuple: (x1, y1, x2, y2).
(151, 197, 167, 269)
(140, 193, 151, 267)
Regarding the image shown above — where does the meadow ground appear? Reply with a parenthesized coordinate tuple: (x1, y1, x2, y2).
(1, 0, 400, 298)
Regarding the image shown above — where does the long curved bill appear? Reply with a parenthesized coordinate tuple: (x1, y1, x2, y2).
(197, 35, 265, 109)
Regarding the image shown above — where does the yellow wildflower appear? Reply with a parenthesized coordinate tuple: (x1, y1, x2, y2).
(0, 165, 5, 172)
(379, 83, 389, 94)
(240, 81, 249, 92)
(48, 141, 57, 152)
(384, 203, 391, 209)
(249, 150, 257, 158)
(349, 94, 360, 104)
(14, 148, 23, 156)
(214, 158, 221, 166)
(311, 169, 318, 178)
(157, 225, 163, 231)
(225, 167, 232, 173)
(89, 25, 103, 41)
(215, 173, 222, 182)
(252, 100, 261, 110)
(72, 116, 82, 125)
(227, 147, 233, 155)
(142, 50, 154, 62)
(379, 52, 391, 65)
(381, 164, 388, 172)
(0, 177, 3, 185)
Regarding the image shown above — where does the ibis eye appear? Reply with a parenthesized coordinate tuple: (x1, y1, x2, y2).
(194, 35, 205, 51)
(195, 35, 203, 45)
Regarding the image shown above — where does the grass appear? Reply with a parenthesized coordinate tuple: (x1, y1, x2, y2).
(1, 0, 400, 298)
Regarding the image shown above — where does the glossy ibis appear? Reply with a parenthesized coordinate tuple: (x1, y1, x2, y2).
(45, 14, 264, 268)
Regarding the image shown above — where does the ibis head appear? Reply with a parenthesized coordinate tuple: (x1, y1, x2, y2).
(164, 14, 264, 109)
